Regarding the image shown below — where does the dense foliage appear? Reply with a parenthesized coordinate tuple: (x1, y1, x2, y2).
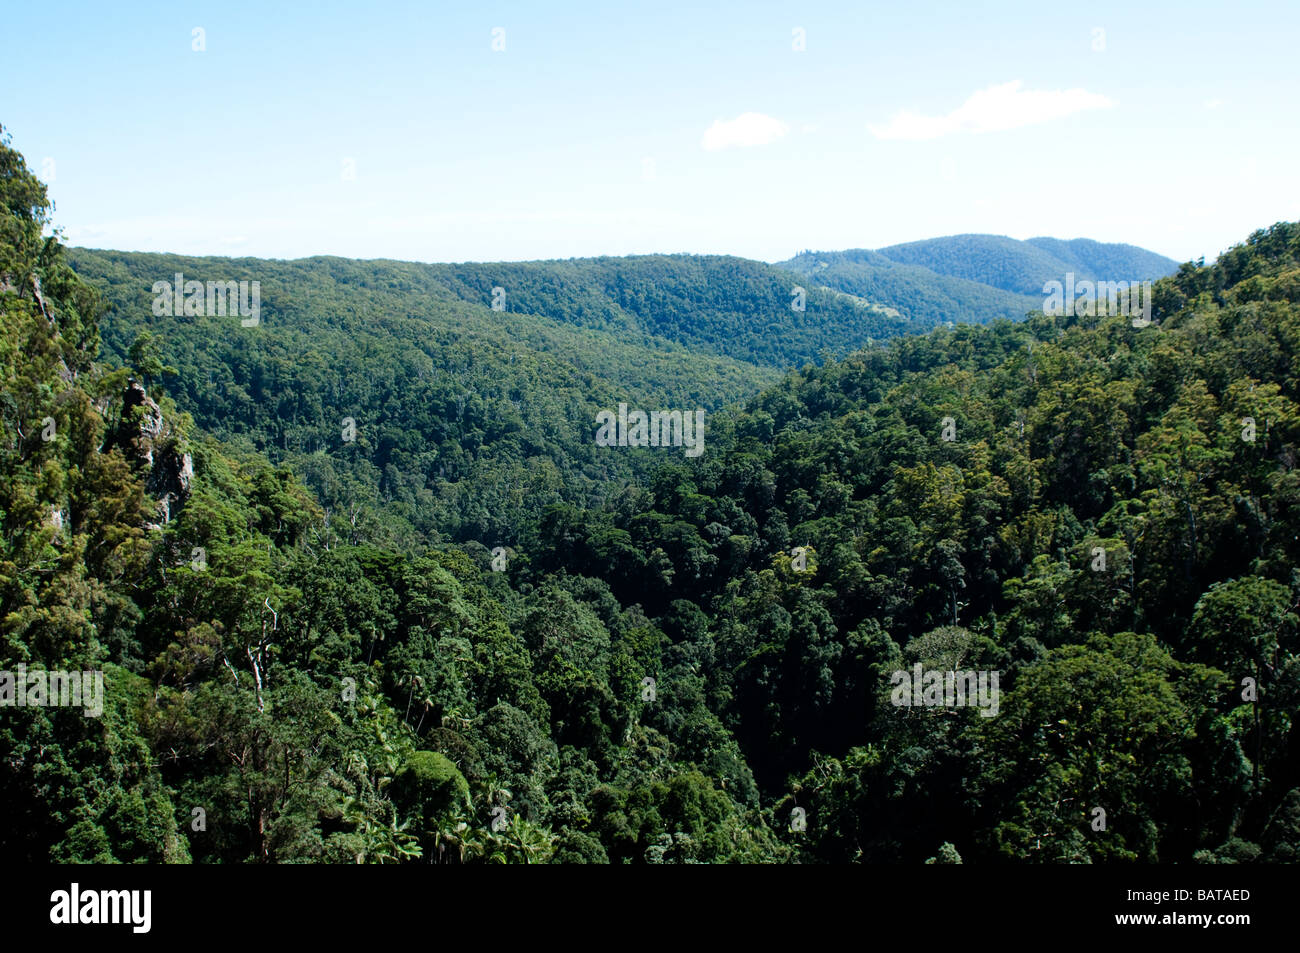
(3, 126, 1297, 864)
(70, 246, 924, 549)
(420, 254, 916, 367)
(874, 233, 1178, 296)
(71, 249, 787, 549)
(528, 225, 1300, 860)
(781, 234, 1177, 326)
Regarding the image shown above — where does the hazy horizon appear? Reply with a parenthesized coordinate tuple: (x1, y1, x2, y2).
(61, 230, 1187, 269)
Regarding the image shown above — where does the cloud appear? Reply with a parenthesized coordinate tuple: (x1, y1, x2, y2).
(869, 80, 1113, 141)
(701, 112, 790, 151)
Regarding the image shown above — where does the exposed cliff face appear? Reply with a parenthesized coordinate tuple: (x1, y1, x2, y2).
(111, 378, 192, 527)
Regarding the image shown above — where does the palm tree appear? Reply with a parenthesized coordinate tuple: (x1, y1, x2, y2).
(415, 691, 435, 734)
(402, 671, 424, 723)
(440, 706, 471, 731)
(431, 809, 474, 864)
(340, 795, 423, 864)
(500, 814, 555, 864)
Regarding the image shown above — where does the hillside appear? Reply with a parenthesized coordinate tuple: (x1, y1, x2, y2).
(781, 234, 1179, 325)
(68, 249, 792, 548)
(1024, 237, 1181, 286)
(877, 233, 1179, 295)
(67, 248, 932, 547)
(528, 220, 1300, 862)
(420, 254, 916, 368)
(2, 132, 792, 864)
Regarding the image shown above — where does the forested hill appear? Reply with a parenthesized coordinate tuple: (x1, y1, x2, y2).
(781, 234, 1178, 326)
(72, 248, 916, 374)
(419, 254, 916, 367)
(521, 221, 1300, 861)
(67, 247, 923, 546)
(68, 249, 789, 547)
(875, 234, 1179, 295)
(66, 238, 1172, 550)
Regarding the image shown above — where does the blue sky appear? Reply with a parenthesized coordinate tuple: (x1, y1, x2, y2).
(2, 0, 1296, 265)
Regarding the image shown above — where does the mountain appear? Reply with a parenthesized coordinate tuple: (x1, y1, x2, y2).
(780, 247, 1042, 326)
(419, 254, 916, 368)
(529, 220, 1300, 861)
(62, 236, 1178, 549)
(780, 234, 1179, 325)
(1023, 237, 1182, 286)
(66, 248, 927, 548)
(66, 249, 785, 547)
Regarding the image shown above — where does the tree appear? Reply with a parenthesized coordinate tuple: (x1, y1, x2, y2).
(127, 330, 176, 394)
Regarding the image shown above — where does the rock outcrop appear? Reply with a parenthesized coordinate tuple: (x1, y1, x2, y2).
(110, 378, 193, 527)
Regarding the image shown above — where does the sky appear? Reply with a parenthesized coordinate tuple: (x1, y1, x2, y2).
(2, 0, 1296, 266)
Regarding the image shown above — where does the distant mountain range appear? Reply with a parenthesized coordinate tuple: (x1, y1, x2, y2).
(67, 234, 1181, 544)
(780, 234, 1179, 328)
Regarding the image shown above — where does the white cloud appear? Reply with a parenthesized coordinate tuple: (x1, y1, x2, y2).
(701, 112, 790, 151)
(1204, 97, 1225, 109)
(869, 80, 1113, 141)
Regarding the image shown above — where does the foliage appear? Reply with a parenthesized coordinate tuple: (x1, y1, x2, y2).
(3, 124, 1298, 863)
